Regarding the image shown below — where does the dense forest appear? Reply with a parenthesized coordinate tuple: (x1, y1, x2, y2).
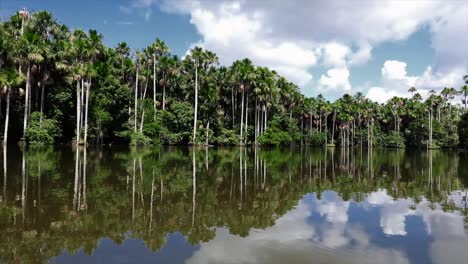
(0, 10, 468, 148)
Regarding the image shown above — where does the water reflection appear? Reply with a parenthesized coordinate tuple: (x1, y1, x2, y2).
(0, 146, 466, 264)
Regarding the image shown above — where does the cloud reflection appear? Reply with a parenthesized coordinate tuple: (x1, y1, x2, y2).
(186, 190, 467, 264)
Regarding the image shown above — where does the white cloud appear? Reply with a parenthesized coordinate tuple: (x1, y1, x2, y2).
(130, 0, 468, 98)
(349, 42, 373, 66)
(382, 60, 410, 80)
(366, 60, 465, 103)
(319, 67, 351, 91)
(184, 2, 317, 85)
(321, 42, 351, 67)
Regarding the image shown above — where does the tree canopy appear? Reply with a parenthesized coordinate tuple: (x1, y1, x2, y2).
(0, 10, 467, 148)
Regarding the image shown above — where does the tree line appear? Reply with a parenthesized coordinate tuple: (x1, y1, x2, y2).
(1, 10, 468, 148)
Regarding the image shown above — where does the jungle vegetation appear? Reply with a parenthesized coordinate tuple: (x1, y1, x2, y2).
(1, 10, 468, 148)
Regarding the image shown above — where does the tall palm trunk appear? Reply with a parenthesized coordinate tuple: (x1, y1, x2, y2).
(244, 92, 249, 145)
(255, 100, 258, 145)
(162, 85, 166, 111)
(84, 81, 90, 144)
(192, 65, 198, 143)
(264, 106, 267, 132)
(22, 63, 31, 140)
(76, 80, 81, 145)
(331, 111, 336, 145)
(80, 79, 85, 132)
(39, 82, 45, 124)
(134, 66, 139, 132)
(231, 88, 235, 128)
(139, 77, 149, 133)
(3, 89, 10, 144)
(153, 54, 157, 119)
(240, 87, 245, 144)
(325, 114, 328, 146)
(429, 108, 433, 148)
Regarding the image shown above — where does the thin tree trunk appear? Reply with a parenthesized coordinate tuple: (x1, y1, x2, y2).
(331, 112, 336, 145)
(245, 92, 249, 145)
(162, 85, 166, 111)
(255, 100, 258, 145)
(231, 87, 235, 128)
(39, 82, 45, 124)
(22, 63, 31, 140)
(139, 76, 149, 133)
(264, 107, 267, 132)
(192, 65, 198, 143)
(3, 89, 10, 144)
(153, 54, 157, 119)
(80, 79, 84, 132)
(84, 81, 90, 145)
(134, 66, 139, 132)
(325, 114, 328, 146)
(76, 80, 81, 144)
(240, 88, 244, 144)
(28, 80, 32, 117)
(260, 105, 264, 135)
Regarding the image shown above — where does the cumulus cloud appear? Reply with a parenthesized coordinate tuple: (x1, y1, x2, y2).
(319, 67, 351, 91)
(128, 0, 468, 98)
(366, 60, 465, 103)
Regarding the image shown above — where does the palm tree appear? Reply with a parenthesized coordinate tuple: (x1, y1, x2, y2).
(17, 31, 45, 141)
(27, 11, 57, 123)
(0, 68, 23, 144)
(189, 47, 203, 144)
(83, 29, 103, 144)
(187, 47, 218, 144)
(232, 59, 255, 144)
(18, 8, 29, 36)
(150, 39, 169, 115)
(133, 51, 143, 133)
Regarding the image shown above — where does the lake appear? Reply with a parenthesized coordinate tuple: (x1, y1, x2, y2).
(0, 146, 467, 264)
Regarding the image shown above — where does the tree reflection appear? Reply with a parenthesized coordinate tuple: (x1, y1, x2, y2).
(0, 146, 466, 263)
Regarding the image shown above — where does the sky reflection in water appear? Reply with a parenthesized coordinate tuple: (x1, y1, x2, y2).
(0, 147, 466, 264)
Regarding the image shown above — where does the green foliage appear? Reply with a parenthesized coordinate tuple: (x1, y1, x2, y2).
(259, 127, 292, 145)
(26, 112, 61, 145)
(159, 102, 194, 145)
(130, 132, 153, 146)
(381, 131, 405, 148)
(305, 129, 326, 146)
(214, 128, 239, 145)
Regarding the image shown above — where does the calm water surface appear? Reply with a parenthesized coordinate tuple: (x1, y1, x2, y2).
(0, 147, 467, 264)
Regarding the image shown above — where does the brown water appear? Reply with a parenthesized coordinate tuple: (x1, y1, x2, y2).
(0, 146, 467, 264)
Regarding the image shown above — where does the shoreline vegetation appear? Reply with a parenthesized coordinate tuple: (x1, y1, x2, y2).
(1, 10, 468, 149)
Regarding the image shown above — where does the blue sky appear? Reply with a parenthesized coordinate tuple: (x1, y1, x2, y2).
(1, 0, 467, 102)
